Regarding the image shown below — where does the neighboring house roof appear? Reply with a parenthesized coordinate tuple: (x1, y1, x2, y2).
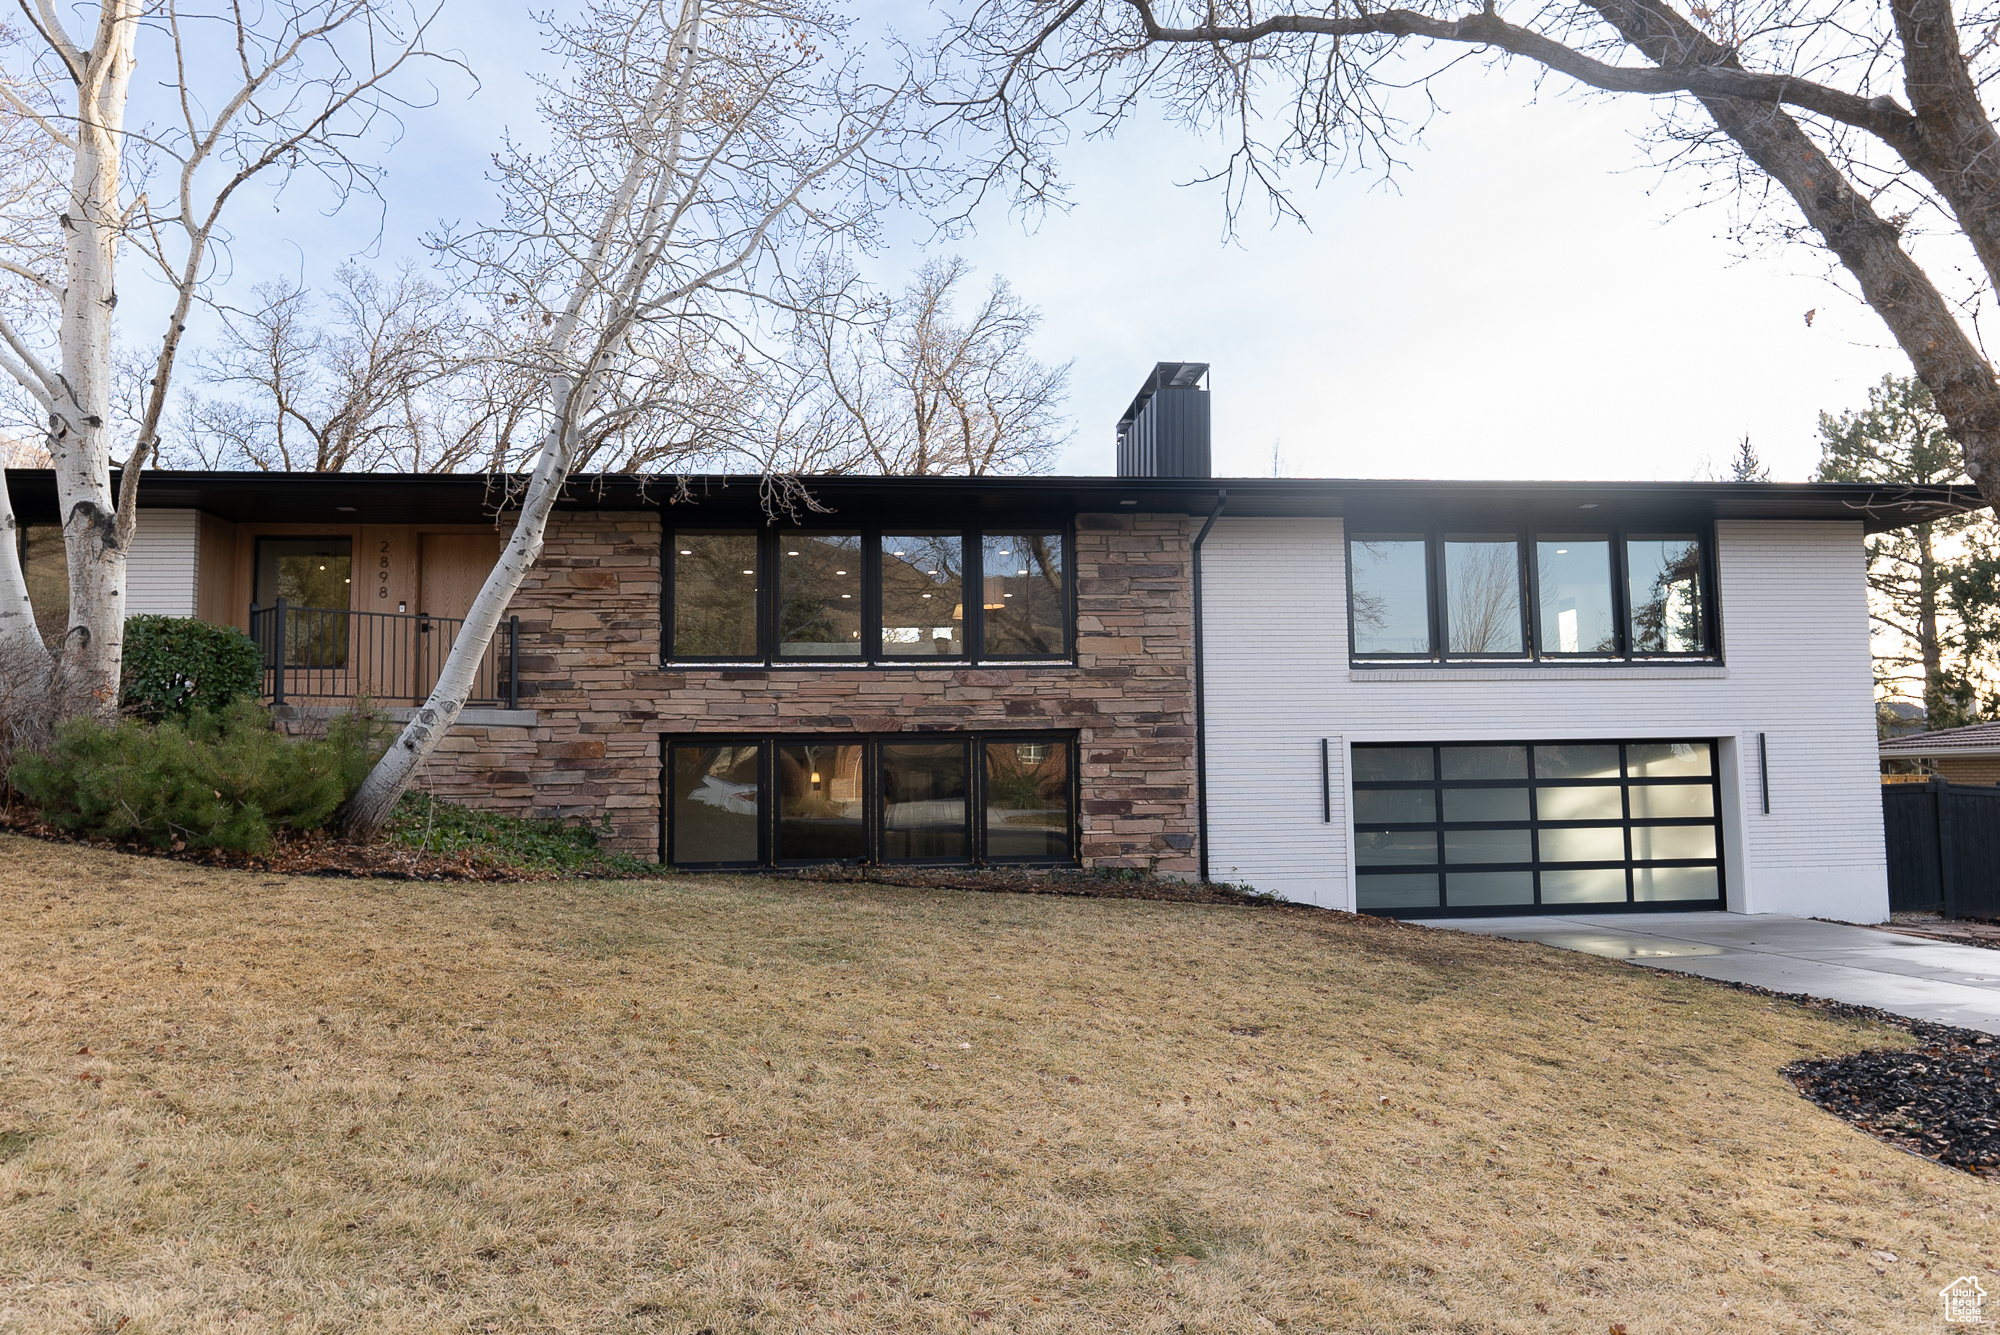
(0, 467, 1984, 531)
(1879, 719, 2000, 759)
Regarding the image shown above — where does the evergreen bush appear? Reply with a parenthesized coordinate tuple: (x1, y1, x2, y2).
(8, 698, 390, 853)
(121, 616, 263, 720)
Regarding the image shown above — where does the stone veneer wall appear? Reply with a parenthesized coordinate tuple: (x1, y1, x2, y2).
(412, 509, 1199, 873)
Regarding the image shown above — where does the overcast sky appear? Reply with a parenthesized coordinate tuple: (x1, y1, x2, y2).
(151, 2, 1917, 485)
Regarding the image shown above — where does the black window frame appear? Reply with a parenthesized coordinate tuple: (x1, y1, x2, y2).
(664, 521, 1077, 667)
(1350, 738, 1727, 918)
(664, 530, 765, 663)
(1345, 523, 1720, 666)
(662, 731, 1081, 868)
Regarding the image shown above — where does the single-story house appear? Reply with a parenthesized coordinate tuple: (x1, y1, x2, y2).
(7, 363, 1981, 922)
(1879, 719, 2000, 785)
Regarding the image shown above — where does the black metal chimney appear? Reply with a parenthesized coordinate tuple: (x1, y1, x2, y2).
(1116, 362, 1210, 478)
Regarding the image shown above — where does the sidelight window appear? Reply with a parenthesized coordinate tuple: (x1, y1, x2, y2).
(1350, 739, 1725, 915)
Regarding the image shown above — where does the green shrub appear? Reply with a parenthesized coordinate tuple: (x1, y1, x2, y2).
(8, 698, 390, 853)
(121, 616, 263, 720)
(384, 793, 670, 878)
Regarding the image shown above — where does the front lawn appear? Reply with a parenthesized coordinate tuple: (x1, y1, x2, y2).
(0, 835, 1992, 1332)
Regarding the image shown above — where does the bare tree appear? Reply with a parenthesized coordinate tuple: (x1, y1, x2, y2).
(0, 1, 449, 712)
(338, 0, 912, 840)
(172, 262, 503, 473)
(792, 255, 1069, 475)
(929, 0, 2000, 509)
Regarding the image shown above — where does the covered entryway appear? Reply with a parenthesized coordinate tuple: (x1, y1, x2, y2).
(1353, 739, 1726, 917)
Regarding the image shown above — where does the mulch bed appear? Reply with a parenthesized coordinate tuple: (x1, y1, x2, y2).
(0, 807, 522, 881)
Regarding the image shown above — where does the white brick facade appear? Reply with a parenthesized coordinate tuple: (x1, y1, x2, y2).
(1201, 517, 1889, 921)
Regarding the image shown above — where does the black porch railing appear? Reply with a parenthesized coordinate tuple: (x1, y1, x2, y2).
(249, 599, 520, 708)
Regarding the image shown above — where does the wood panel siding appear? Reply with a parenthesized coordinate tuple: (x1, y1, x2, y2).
(217, 522, 507, 629)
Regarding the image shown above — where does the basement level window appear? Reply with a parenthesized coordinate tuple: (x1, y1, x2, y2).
(1347, 529, 1713, 665)
(667, 524, 1072, 665)
(666, 733, 1077, 867)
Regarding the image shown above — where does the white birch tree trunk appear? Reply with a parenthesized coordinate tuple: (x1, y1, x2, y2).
(0, 465, 45, 664)
(48, 5, 138, 713)
(338, 387, 574, 837)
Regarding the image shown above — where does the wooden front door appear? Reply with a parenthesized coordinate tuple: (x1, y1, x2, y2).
(418, 534, 503, 696)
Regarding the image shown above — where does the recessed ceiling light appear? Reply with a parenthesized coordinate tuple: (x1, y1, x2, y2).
(680, 549, 692, 555)
(1556, 548, 1569, 555)
(1579, 503, 1599, 510)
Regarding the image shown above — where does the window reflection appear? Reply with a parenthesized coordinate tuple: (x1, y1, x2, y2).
(777, 534, 863, 659)
(1444, 537, 1523, 655)
(1351, 538, 1433, 655)
(881, 534, 964, 658)
(881, 742, 969, 859)
(776, 743, 867, 860)
(983, 740, 1073, 859)
(19, 525, 66, 646)
(673, 533, 760, 658)
(1536, 538, 1617, 655)
(1628, 536, 1706, 654)
(670, 745, 760, 863)
(982, 533, 1066, 655)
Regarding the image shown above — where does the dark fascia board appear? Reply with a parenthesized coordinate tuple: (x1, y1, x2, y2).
(2, 468, 1983, 533)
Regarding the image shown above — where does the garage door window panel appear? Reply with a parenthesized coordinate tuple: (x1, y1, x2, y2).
(1351, 740, 1725, 916)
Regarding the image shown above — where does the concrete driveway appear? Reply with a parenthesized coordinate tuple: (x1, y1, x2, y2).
(1411, 912, 2000, 1034)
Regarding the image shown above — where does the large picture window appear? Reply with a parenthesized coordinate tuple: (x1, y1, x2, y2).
(1351, 739, 1725, 916)
(664, 733, 1077, 867)
(1346, 527, 1715, 664)
(666, 524, 1072, 665)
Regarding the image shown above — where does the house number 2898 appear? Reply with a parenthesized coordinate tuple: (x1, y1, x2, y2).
(377, 540, 391, 598)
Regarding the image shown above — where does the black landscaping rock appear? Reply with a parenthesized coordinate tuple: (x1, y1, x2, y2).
(1786, 1037, 2000, 1177)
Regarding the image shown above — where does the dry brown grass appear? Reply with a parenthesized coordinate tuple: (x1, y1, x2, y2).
(0, 834, 1994, 1334)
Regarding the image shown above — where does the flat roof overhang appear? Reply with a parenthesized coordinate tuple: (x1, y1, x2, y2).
(2, 468, 1984, 534)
